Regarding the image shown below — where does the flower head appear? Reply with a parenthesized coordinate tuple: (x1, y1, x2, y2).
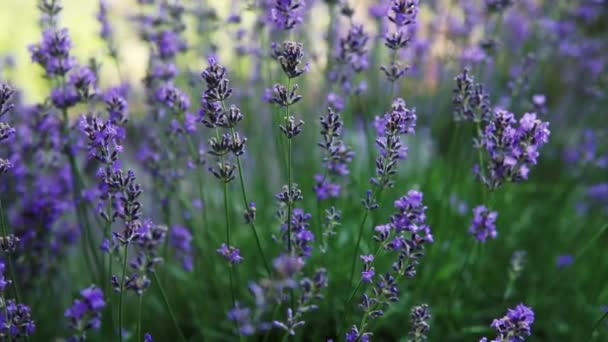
(469, 205, 498, 242)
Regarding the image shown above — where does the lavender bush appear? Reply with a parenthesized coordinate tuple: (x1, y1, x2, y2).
(0, 0, 606, 340)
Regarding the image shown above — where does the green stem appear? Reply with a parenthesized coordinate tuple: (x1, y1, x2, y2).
(587, 310, 608, 342)
(153, 273, 187, 342)
(227, 127, 271, 276)
(348, 210, 370, 285)
(137, 294, 143, 342)
(118, 243, 129, 342)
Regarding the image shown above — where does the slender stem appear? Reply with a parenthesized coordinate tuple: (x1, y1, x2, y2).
(285, 78, 293, 255)
(348, 210, 370, 285)
(587, 310, 608, 342)
(118, 243, 129, 342)
(137, 294, 143, 342)
(227, 124, 271, 275)
(153, 273, 187, 342)
(223, 180, 236, 303)
(340, 244, 385, 334)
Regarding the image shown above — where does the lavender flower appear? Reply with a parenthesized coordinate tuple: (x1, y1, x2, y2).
(29, 28, 75, 76)
(0, 300, 36, 339)
(381, 0, 419, 81)
(280, 208, 314, 257)
(269, 0, 305, 30)
(469, 205, 498, 242)
(271, 41, 308, 79)
(330, 23, 369, 95)
(360, 255, 375, 283)
(65, 286, 106, 339)
(169, 225, 193, 271)
(409, 304, 431, 341)
(481, 304, 535, 342)
(313, 175, 340, 200)
(96, 0, 112, 39)
(227, 304, 255, 336)
(217, 243, 244, 265)
(452, 68, 492, 122)
(371, 98, 417, 188)
(555, 254, 574, 269)
(0, 262, 35, 338)
(351, 190, 432, 339)
(476, 110, 550, 190)
(316, 107, 353, 199)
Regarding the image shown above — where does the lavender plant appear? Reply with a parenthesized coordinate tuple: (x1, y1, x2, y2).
(0, 0, 604, 341)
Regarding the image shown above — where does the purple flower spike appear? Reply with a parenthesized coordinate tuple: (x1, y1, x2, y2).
(65, 285, 106, 337)
(482, 304, 535, 342)
(469, 205, 498, 242)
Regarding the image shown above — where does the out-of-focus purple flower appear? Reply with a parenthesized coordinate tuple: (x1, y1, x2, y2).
(170, 225, 193, 271)
(388, 0, 419, 28)
(97, 0, 112, 39)
(555, 254, 574, 269)
(469, 205, 498, 242)
(50, 86, 79, 109)
(217, 243, 243, 265)
(156, 83, 190, 112)
(144, 333, 153, 342)
(227, 304, 255, 336)
(151, 30, 187, 60)
(273, 254, 304, 279)
(313, 174, 340, 200)
(587, 183, 608, 209)
(65, 285, 106, 337)
(409, 304, 431, 341)
(29, 28, 75, 76)
(452, 68, 491, 122)
(269, 0, 305, 30)
(0, 262, 10, 291)
(482, 304, 535, 342)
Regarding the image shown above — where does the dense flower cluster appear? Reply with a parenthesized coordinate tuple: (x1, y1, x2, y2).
(480, 304, 535, 342)
(372, 98, 417, 188)
(409, 304, 431, 342)
(453, 68, 491, 122)
(475, 110, 550, 190)
(314, 107, 353, 200)
(0, 262, 35, 339)
(0, 0, 591, 340)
